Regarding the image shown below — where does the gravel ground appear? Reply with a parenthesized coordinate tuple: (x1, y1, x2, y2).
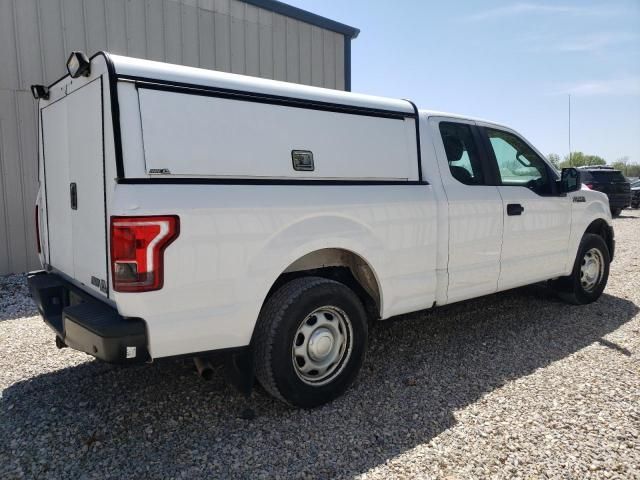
(1, 214, 639, 479)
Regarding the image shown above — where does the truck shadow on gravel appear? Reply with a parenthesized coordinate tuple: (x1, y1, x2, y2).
(2, 285, 638, 479)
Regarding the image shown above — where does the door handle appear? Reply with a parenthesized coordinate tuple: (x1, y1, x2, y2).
(70, 182, 77, 210)
(507, 203, 524, 216)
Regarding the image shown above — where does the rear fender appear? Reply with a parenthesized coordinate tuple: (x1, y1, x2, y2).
(247, 214, 385, 319)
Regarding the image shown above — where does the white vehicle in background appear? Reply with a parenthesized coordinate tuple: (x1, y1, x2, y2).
(29, 52, 614, 407)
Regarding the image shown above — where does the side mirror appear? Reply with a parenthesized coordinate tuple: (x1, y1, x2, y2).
(560, 167, 581, 193)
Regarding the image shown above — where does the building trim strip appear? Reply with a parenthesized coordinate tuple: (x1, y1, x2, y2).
(239, 0, 360, 38)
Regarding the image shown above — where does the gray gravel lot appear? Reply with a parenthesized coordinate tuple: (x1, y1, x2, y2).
(1, 214, 639, 479)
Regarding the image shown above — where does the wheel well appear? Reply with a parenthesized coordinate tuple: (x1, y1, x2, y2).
(585, 219, 614, 259)
(265, 249, 381, 319)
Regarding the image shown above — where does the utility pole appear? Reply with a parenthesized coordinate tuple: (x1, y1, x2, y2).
(568, 94, 572, 167)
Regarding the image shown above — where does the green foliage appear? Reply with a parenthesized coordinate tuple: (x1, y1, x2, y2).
(546, 152, 640, 178)
(547, 153, 561, 168)
(611, 160, 640, 178)
(558, 152, 606, 168)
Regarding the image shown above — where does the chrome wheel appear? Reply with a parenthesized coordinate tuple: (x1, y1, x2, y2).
(580, 247, 604, 292)
(291, 306, 353, 385)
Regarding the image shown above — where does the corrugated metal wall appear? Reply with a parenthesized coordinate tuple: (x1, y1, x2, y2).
(0, 0, 349, 275)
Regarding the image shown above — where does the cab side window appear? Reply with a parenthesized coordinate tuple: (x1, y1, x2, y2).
(439, 122, 486, 186)
(485, 128, 553, 195)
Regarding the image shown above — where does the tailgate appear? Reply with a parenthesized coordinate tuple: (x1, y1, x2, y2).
(40, 78, 108, 297)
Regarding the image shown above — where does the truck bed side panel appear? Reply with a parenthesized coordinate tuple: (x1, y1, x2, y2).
(110, 183, 438, 358)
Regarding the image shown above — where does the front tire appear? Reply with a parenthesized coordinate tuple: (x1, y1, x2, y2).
(254, 276, 368, 408)
(552, 234, 610, 305)
(610, 207, 622, 217)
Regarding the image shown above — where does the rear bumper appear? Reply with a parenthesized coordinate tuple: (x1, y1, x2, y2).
(27, 271, 149, 364)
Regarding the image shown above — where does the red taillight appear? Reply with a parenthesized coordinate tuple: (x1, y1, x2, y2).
(110, 216, 179, 292)
(35, 206, 41, 254)
(585, 183, 594, 190)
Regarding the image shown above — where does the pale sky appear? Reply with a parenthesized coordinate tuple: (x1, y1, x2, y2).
(287, 0, 640, 163)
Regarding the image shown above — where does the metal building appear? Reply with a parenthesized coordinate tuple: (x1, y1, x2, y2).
(0, 0, 359, 275)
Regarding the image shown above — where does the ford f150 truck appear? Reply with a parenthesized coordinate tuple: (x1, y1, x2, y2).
(28, 52, 615, 407)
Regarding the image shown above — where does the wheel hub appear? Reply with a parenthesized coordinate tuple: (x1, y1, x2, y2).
(584, 260, 598, 278)
(291, 306, 353, 385)
(308, 328, 334, 360)
(580, 247, 604, 292)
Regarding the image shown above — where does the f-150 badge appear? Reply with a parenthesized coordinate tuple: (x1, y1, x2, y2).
(91, 276, 108, 293)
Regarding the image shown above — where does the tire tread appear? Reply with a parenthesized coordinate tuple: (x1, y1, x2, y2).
(253, 276, 347, 406)
(554, 233, 610, 305)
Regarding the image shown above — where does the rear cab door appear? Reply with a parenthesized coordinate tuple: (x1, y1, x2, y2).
(429, 117, 504, 304)
(38, 60, 110, 297)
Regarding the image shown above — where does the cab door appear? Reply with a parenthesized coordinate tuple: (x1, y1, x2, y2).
(431, 118, 504, 304)
(478, 125, 572, 290)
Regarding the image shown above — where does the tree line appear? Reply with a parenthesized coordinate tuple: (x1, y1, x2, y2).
(547, 152, 640, 178)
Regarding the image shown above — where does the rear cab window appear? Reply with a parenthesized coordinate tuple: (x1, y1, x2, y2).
(438, 122, 486, 186)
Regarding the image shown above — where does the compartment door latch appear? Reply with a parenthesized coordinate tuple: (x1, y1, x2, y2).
(70, 182, 77, 210)
(291, 150, 314, 172)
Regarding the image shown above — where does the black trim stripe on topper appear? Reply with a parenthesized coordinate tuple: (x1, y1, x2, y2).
(100, 53, 125, 179)
(118, 178, 429, 186)
(404, 99, 423, 182)
(122, 75, 415, 121)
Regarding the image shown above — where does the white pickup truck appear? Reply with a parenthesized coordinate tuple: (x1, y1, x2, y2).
(28, 52, 614, 407)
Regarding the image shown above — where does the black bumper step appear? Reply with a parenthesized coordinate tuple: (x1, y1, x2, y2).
(27, 271, 149, 364)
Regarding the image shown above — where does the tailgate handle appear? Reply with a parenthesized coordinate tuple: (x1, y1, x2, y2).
(70, 182, 77, 210)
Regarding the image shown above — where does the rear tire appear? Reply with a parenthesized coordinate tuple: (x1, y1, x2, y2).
(254, 276, 368, 408)
(551, 234, 610, 305)
(610, 207, 622, 217)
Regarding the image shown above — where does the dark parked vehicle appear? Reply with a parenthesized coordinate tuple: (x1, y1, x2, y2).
(578, 166, 631, 217)
(631, 179, 640, 209)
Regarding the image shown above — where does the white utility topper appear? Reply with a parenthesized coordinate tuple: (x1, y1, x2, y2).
(29, 52, 614, 407)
